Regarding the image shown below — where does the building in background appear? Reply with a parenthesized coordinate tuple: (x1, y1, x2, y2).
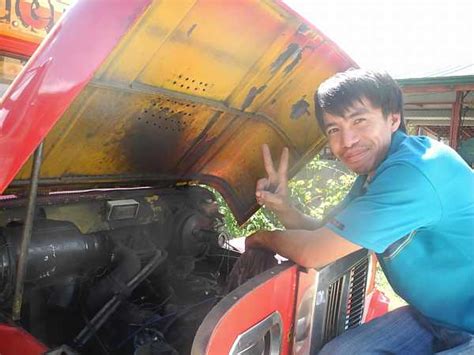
(399, 76, 474, 167)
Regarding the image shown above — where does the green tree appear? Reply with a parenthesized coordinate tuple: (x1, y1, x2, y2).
(214, 155, 355, 237)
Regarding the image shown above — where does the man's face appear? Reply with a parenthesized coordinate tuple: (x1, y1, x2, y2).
(322, 98, 401, 176)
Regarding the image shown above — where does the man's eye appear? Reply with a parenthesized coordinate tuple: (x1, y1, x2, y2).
(327, 128, 339, 135)
(354, 118, 366, 124)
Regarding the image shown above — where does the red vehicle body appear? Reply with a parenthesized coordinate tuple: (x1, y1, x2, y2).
(0, 1, 388, 354)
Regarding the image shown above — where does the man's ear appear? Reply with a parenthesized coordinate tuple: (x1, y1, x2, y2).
(390, 113, 401, 132)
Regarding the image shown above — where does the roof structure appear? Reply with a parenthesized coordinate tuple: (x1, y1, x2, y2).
(398, 75, 474, 150)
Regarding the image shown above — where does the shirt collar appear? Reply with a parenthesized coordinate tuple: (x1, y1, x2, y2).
(367, 129, 408, 183)
(387, 129, 408, 157)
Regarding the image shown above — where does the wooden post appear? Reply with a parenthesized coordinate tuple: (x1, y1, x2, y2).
(449, 91, 463, 150)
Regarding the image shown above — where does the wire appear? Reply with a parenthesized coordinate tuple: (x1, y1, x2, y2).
(206, 253, 239, 259)
(79, 310, 110, 355)
(422, 63, 474, 78)
(73, 249, 167, 348)
(224, 240, 240, 252)
(115, 296, 218, 350)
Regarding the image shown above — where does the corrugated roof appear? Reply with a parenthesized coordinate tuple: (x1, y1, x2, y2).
(397, 75, 474, 88)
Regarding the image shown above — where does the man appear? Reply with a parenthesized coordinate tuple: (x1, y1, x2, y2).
(246, 69, 474, 354)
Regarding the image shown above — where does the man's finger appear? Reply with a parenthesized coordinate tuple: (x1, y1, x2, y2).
(278, 147, 289, 181)
(256, 190, 283, 207)
(262, 144, 277, 177)
(256, 178, 270, 193)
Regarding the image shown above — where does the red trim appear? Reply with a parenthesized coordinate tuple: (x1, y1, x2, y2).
(292, 268, 317, 354)
(273, 0, 358, 70)
(422, 126, 442, 137)
(0, 34, 39, 57)
(0, 0, 152, 194)
(0, 324, 47, 354)
(363, 290, 390, 323)
(204, 266, 298, 354)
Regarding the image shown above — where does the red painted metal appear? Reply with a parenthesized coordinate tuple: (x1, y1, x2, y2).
(449, 91, 463, 149)
(0, 324, 47, 354)
(421, 126, 441, 138)
(0, 34, 38, 58)
(0, 0, 152, 195)
(292, 268, 317, 354)
(363, 290, 390, 323)
(204, 265, 298, 354)
(273, 0, 357, 70)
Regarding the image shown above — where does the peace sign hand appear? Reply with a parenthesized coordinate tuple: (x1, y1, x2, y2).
(255, 144, 291, 213)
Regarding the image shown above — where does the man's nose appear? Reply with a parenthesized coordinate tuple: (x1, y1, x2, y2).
(341, 128, 359, 148)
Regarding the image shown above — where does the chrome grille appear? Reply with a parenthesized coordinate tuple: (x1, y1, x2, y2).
(345, 257, 369, 329)
(308, 250, 371, 354)
(323, 276, 344, 344)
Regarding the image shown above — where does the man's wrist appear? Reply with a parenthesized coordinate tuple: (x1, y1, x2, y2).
(274, 203, 303, 226)
(246, 230, 273, 250)
(274, 200, 296, 218)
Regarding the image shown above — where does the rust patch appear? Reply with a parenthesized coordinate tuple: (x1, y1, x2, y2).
(241, 85, 267, 110)
(271, 43, 300, 74)
(291, 98, 310, 120)
(187, 23, 197, 37)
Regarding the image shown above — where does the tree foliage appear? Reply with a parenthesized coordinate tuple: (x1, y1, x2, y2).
(214, 155, 355, 238)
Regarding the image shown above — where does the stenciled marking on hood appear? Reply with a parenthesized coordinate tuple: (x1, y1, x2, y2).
(283, 45, 316, 75)
(271, 41, 317, 76)
(270, 43, 300, 74)
(241, 85, 266, 111)
(291, 97, 310, 120)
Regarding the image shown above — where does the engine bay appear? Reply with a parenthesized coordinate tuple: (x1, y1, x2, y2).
(0, 186, 240, 354)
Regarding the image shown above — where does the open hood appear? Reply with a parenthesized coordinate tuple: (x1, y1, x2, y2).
(0, 0, 355, 223)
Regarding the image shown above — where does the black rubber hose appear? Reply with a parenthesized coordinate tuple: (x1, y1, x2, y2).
(86, 245, 141, 313)
(73, 249, 167, 349)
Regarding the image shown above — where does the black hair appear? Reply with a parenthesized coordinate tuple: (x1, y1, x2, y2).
(314, 69, 406, 133)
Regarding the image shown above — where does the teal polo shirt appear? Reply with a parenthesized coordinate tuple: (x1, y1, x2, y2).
(326, 130, 474, 333)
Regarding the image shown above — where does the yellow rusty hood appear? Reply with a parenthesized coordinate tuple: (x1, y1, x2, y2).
(10, 0, 355, 224)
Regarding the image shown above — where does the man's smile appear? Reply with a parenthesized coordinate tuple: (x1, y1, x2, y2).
(342, 147, 370, 164)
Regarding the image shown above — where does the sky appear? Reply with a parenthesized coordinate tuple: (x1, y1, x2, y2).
(283, 0, 474, 79)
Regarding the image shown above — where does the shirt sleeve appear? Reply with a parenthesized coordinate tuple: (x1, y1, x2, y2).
(325, 163, 442, 253)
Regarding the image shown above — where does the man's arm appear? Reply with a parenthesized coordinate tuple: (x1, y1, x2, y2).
(246, 227, 361, 269)
(269, 203, 321, 230)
